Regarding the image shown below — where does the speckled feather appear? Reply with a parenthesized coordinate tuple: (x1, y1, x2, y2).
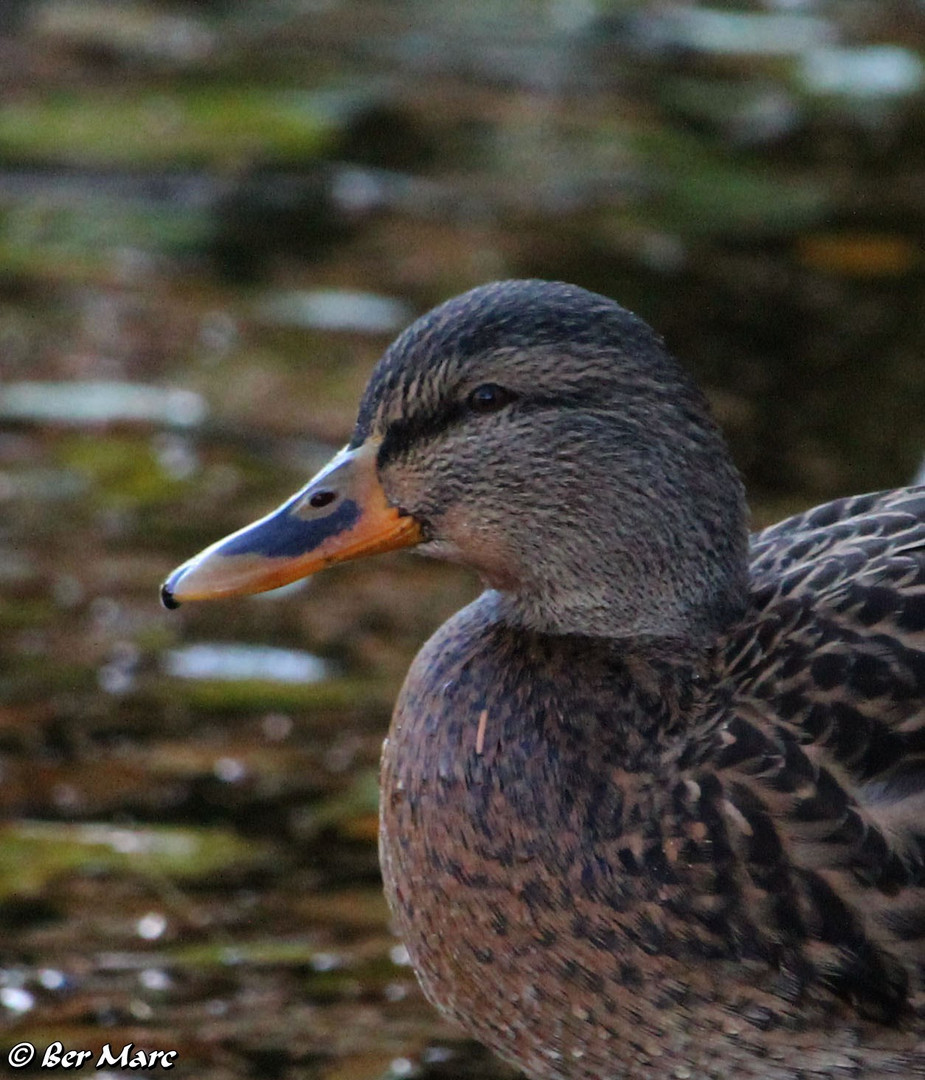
(363, 283, 925, 1079)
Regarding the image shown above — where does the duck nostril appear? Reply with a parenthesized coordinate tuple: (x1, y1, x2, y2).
(308, 489, 337, 509)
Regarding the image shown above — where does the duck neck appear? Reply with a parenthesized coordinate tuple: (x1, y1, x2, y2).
(493, 525, 750, 649)
(485, 415, 751, 647)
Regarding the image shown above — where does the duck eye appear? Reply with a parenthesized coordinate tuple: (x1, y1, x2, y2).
(466, 383, 517, 414)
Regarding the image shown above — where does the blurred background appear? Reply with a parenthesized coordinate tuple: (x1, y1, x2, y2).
(1, 1, 923, 1077)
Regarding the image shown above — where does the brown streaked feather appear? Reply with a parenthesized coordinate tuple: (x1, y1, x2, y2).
(380, 484, 925, 1076)
(703, 487, 925, 1023)
(742, 486, 925, 818)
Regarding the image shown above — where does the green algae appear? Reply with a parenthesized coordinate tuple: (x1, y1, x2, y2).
(0, 87, 334, 168)
(0, 821, 270, 900)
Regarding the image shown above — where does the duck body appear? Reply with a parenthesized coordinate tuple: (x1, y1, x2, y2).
(163, 281, 925, 1079)
(381, 489, 925, 1079)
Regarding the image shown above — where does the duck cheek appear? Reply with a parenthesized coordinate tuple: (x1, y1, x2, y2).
(435, 504, 521, 591)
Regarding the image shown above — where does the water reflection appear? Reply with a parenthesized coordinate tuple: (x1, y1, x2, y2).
(255, 289, 413, 334)
(0, 381, 207, 427)
(163, 643, 330, 684)
(0, 986, 35, 1016)
(628, 8, 833, 56)
(136, 913, 168, 941)
(801, 45, 925, 98)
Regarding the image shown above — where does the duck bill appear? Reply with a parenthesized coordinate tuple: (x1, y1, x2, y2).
(160, 439, 422, 608)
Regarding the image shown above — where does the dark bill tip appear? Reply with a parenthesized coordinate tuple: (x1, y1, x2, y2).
(160, 581, 181, 610)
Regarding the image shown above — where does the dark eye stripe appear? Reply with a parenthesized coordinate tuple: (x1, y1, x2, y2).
(377, 389, 594, 466)
(379, 385, 514, 464)
(379, 399, 468, 464)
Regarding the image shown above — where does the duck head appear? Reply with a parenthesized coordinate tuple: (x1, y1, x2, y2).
(162, 280, 749, 644)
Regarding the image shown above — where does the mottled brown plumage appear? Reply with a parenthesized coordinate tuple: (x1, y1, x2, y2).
(165, 281, 925, 1078)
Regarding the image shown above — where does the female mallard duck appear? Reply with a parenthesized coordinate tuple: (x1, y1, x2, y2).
(163, 280, 925, 1079)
